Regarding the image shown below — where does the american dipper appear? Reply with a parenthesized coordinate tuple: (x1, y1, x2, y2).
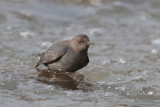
(35, 34, 92, 72)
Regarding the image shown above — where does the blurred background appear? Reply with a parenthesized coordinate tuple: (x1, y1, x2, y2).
(1, 0, 160, 106)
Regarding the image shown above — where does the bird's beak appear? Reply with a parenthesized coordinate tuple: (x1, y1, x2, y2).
(87, 42, 94, 45)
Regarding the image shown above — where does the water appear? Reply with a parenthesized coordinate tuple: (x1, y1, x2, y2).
(1, 0, 160, 106)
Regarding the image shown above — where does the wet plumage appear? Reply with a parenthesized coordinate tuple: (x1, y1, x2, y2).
(35, 34, 91, 72)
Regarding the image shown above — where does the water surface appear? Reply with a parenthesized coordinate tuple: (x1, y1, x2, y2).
(1, 0, 160, 106)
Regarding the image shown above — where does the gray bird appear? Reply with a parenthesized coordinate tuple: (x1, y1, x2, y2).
(35, 34, 92, 72)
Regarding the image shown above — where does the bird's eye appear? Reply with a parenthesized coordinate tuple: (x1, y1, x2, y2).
(78, 39, 84, 43)
(78, 40, 82, 43)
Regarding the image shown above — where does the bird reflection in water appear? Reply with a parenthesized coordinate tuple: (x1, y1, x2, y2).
(36, 69, 98, 91)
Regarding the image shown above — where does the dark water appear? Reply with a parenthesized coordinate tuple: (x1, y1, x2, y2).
(1, 0, 160, 106)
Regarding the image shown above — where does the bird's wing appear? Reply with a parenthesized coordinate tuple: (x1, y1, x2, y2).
(35, 44, 67, 67)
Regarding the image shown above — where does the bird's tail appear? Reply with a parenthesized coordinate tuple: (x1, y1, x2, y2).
(34, 52, 45, 68)
(35, 62, 40, 68)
